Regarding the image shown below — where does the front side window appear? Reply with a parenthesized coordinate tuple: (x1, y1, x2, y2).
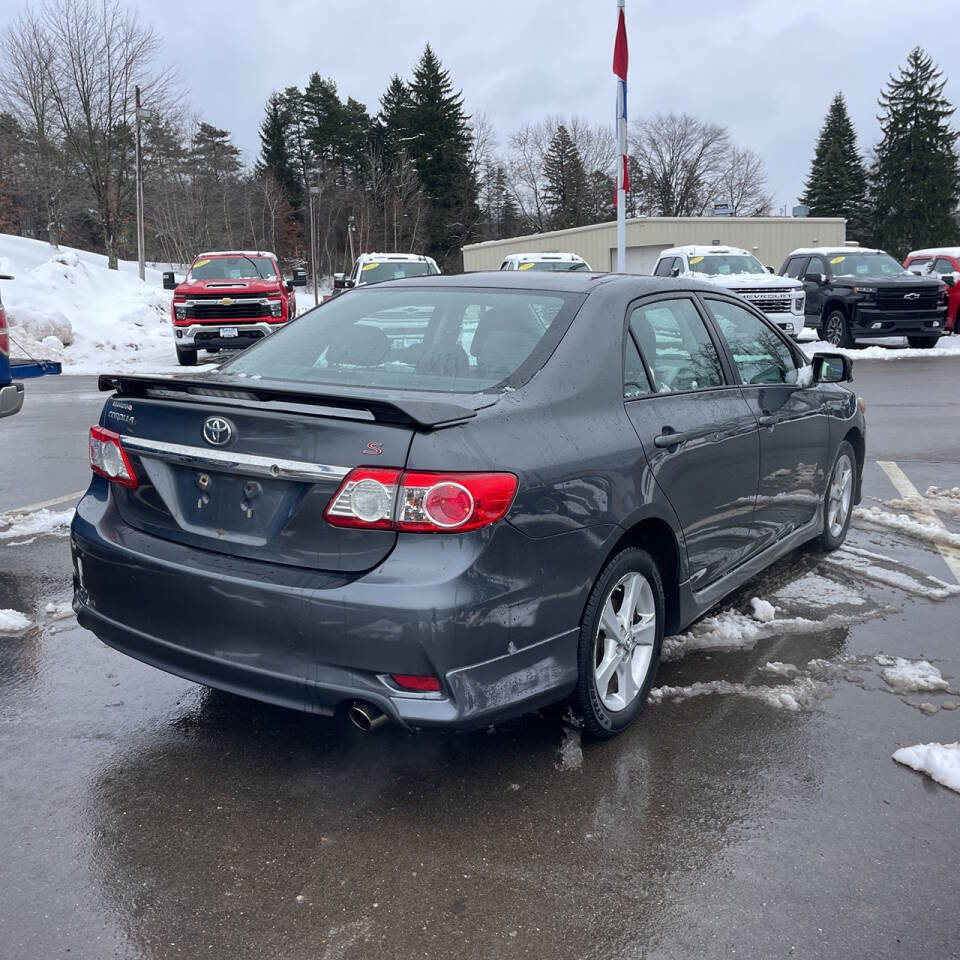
(188, 256, 277, 281)
(784, 257, 807, 279)
(222, 287, 584, 393)
(706, 298, 801, 386)
(357, 260, 439, 285)
(653, 257, 675, 277)
(806, 256, 827, 279)
(629, 298, 725, 393)
(933, 257, 957, 276)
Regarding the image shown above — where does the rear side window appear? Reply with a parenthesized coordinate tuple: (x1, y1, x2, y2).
(629, 298, 725, 393)
(623, 334, 652, 398)
(222, 288, 584, 393)
(705, 298, 801, 386)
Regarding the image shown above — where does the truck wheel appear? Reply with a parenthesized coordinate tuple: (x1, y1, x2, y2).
(176, 347, 198, 366)
(906, 335, 939, 349)
(823, 308, 854, 348)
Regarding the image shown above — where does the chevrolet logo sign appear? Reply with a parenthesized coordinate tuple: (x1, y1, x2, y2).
(219, 297, 234, 306)
(903, 292, 920, 300)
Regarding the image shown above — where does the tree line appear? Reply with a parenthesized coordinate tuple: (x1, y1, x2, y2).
(801, 47, 960, 257)
(2, 1, 954, 278)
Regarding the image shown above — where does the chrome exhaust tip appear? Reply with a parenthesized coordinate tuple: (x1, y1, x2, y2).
(347, 701, 388, 732)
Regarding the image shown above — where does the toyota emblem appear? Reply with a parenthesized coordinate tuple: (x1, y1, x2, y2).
(203, 417, 233, 446)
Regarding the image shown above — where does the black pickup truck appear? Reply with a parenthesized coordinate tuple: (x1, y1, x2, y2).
(779, 247, 947, 348)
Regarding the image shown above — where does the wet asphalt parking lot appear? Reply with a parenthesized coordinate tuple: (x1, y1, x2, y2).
(2, 361, 959, 960)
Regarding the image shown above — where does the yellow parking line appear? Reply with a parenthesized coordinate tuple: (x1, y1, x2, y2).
(3, 490, 86, 516)
(877, 460, 960, 585)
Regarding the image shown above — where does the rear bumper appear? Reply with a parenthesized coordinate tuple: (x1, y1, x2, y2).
(70, 484, 593, 730)
(0, 381, 24, 418)
(174, 320, 285, 350)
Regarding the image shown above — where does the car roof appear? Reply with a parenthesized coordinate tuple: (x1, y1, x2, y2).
(906, 247, 960, 259)
(354, 270, 725, 297)
(358, 252, 435, 262)
(787, 246, 884, 256)
(501, 252, 586, 262)
(661, 245, 752, 258)
(196, 250, 277, 259)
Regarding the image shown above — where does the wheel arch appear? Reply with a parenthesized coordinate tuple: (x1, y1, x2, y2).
(594, 517, 683, 635)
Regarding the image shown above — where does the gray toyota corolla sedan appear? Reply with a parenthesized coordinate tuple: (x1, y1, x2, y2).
(71, 272, 865, 737)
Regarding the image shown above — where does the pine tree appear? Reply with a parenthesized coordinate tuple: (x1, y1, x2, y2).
(302, 74, 343, 169)
(800, 93, 870, 237)
(401, 44, 479, 267)
(258, 92, 301, 211)
(871, 48, 960, 257)
(377, 75, 412, 166)
(584, 169, 616, 225)
(543, 124, 587, 230)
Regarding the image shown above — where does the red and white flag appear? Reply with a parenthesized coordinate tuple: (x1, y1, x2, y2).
(613, 2, 630, 194)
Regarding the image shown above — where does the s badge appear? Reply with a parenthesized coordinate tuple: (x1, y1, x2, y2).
(363, 441, 383, 456)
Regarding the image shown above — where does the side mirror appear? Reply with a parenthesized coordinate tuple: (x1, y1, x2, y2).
(766, 265, 774, 273)
(941, 274, 955, 287)
(670, 265, 681, 278)
(162, 271, 177, 290)
(292, 268, 307, 287)
(333, 273, 346, 290)
(804, 272, 826, 285)
(813, 352, 853, 384)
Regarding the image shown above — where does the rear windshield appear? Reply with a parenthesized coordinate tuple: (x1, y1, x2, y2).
(221, 287, 584, 393)
(189, 256, 277, 281)
(358, 261, 439, 285)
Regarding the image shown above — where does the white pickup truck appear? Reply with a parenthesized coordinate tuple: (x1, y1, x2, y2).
(653, 245, 806, 338)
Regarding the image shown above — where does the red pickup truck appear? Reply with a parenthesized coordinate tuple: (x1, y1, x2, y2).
(163, 251, 306, 365)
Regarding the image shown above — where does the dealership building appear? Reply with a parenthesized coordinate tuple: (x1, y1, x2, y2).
(462, 216, 847, 274)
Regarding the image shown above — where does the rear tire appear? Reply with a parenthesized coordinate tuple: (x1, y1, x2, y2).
(177, 346, 198, 366)
(819, 441, 856, 552)
(572, 548, 664, 739)
(906, 335, 939, 349)
(823, 308, 854, 348)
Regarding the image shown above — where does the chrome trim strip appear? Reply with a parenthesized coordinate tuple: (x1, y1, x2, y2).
(120, 436, 351, 482)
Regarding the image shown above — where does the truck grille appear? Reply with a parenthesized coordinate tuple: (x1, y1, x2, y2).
(731, 289, 793, 314)
(874, 289, 939, 311)
(185, 298, 271, 320)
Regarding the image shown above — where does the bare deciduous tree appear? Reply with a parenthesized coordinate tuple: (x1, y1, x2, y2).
(717, 145, 773, 216)
(42, 0, 177, 267)
(630, 113, 730, 216)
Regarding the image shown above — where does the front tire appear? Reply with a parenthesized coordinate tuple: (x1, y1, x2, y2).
(819, 441, 856, 551)
(176, 346, 198, 366)
(572, 548, 664, 739)
(907, 335, 939, 349)
(823, 308, 854, 348)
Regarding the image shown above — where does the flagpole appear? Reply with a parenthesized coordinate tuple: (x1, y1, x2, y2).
(615, 0, 626, 273)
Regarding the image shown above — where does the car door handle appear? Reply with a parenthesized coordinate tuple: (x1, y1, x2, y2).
(654, 429, 687, 448)
(758, 414, 776, 428)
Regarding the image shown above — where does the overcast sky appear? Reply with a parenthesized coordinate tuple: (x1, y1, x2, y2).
(3, 0, 957, 211)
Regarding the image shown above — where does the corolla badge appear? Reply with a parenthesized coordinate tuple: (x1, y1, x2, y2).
(203, 417, 233, 446)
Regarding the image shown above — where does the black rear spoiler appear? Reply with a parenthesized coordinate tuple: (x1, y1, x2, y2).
(97, 373, 479, 429)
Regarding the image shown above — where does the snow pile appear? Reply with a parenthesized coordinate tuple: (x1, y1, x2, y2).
(0, 234, 197, 374)
(893, 742, 960, 794)
(826, 545, 960, 600)
(650, 677, 826, 711)
(853, 506, 960, 551)
(800, 335, 960, 362)
(0, 507, 75, 543)
(0, 608, 33, 634)
(774, 573, 866, 607)
(749, 597, 776, 622)
(764, 661, 800, 678)
(875, 656, 949, 694)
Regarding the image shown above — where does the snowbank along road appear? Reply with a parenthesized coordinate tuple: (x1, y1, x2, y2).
(2, 357, 960, 958)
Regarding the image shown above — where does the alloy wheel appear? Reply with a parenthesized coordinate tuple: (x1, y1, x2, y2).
(827, 453, 854, 538)
(826, 314, 845, 345)
(593, 572, 657, 712)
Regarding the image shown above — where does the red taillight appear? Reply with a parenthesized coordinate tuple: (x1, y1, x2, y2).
(0, 307, 8, 357)
(390, 674, 442, 693)
(88, 426, 138, 488)
(324, 468, 517, 533)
